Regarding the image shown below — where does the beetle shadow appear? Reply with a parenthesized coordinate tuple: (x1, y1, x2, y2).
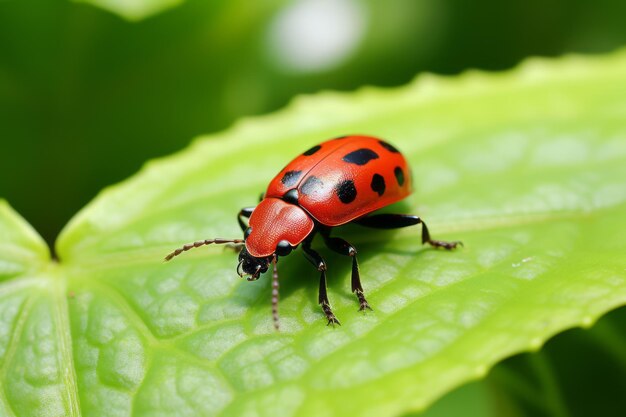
(229, 200, 441, 316)
(315, 226, 431, 306)
(281, 224, 435, 308)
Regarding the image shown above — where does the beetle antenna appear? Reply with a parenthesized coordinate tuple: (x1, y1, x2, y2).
(272, 255, 280, 331)
(164, 238, 244, 261)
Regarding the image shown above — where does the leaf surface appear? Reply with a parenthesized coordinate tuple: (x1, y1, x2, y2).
(2, 51, 626, 416)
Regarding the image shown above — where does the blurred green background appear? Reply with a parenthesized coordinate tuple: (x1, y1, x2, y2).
(1, 0, 625, 246)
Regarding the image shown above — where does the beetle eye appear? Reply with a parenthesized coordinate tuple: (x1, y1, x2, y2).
(275, 240, 293, 256)
(244, 227, 252, 239)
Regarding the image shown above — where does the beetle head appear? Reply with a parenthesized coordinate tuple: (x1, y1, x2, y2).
(237, 246, 272, 281)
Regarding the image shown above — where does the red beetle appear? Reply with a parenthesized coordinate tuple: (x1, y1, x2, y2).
(166, 135, 460, 329)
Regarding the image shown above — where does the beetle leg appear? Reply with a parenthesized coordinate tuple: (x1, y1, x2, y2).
(419, 221, 463, 249)
(320, 231, 372, 311)
(222, 243, 245, 253)
(354, 214, 462, 249)
(302, 241, 340, 326)
(237, 207, 255, 232)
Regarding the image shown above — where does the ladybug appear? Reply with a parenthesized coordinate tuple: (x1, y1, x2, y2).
(165, 135, 461, 329)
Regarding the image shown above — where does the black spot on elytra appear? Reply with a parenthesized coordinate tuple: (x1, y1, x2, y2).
(336, 180, 357, 204)
(342, 148, 379, 165)
(300, 176, 323, 196)
(303, 145, 321, 156)
(370, 174, 386, 196)
(283, 188, 299, 204)
(394, 166, 405, 186)
(281, 170, 302, 187)
(379, 140, 400, 153)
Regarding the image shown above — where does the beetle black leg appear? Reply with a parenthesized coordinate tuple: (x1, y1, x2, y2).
(320, 230, 371, 311)
(226, 207, 255, 253)
(237, 207, 255, 232)
(354, 214, 462, 249)
(419, 220, 462, 249)
(223, 242, 245, 253)
(302, 239, 340, 326)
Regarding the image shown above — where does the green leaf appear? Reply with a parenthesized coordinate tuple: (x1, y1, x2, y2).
(0, 203, 75, 417)
(0, 201, 49, 281)
(413, 305, 626, 417)
(2, 50, 626, 416)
